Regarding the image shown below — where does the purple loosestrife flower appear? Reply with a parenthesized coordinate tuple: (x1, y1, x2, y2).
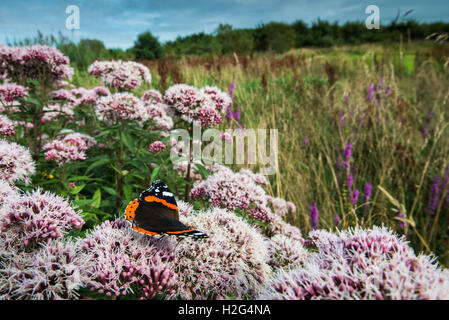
(343, 143, 352, 160)
(234, 109, 241, 122)
(396, 211, 407, 229)
(339, 111, 346, 127)
(229, 81, 235, 99)
(343, 143, 353, 168)
(225, 107, 234, 120)
(303, 136, 309, 147)
(347, 174, 354, 190)
(421, 110, 435, 139)
(377, 77, 384, 92)
(334, 213, 341, 225)
(363, 183, 373, 202)
(367, 83, 375, 102)
(350, 189, 360, 205)
(425, 175, 443, 216)
(309, 203, 318, 230)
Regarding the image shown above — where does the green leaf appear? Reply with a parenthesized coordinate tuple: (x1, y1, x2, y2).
(150, 166, 161, 183)
(195, 163, 210, 179)
(110, 164, 124, 175)
(22, 96, 40, 106)
(73, 199, 95, 207)
(69, 175, 97, 181)
(123, 185, 133, 201)
(70, 184, 85, 195)
(121, 131, 135, 152)
(86, 157, 110, 173)
(92, 188, 101, 209)
(102, 186, 120, 198)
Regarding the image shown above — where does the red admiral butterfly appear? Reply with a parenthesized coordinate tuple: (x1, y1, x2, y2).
(125, 180, 208, 240)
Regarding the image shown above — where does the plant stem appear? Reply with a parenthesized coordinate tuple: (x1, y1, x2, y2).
(116, 120, 125, 206)
(184, 124, 194, 201)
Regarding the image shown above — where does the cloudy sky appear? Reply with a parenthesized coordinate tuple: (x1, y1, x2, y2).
(1, 0, 448, 49)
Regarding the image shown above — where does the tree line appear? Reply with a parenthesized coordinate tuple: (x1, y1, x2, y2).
(133, 19, 449, 59)
(8, 18, 449, 70)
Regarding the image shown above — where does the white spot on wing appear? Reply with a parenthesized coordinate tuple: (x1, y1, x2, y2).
(162, 191, 173, 197)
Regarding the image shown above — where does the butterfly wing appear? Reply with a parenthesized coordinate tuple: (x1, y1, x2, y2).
(125, 180, 209, 240)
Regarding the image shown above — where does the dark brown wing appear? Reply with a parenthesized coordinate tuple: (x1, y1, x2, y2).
(133, 201, 192, 233)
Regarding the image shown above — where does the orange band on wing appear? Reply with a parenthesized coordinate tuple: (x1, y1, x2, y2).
(132, 226, 159, 236)
(166, 229, 194, 234)
(125, 199, 139, 221)
(144, 195, 178, 211)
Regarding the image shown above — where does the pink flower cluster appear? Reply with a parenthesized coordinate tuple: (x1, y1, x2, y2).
(172, 159, 204, 182)
(149, 141, 166, 153)
(43, 131, 96, 165)
(164, 84, 230, 128)
(144, 100, 174, 131)
(190, 167, 274, 223)
(95, 93, 148, 125)
(0, 83, 28, 107)
(0, 139, 35, 183)
(88, 60, 151, 90)
(49, 86, 110, 108)
(142, 89, 163, 103)
(0, 115, 16, 136)
(41, 103, 75, 123)
(0, 45, 74, 83)
(78, 220, 176, 299)
(168, 207, 270, 299)
(0, 240, 89, 299)
(0, 188, 84, 249)
(266, 195, 297, 217)
(0, 180, 20, 206)
(267, 234, 307, 268)
(260, 226, 449, 300)
(200, 86, 233, 113)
